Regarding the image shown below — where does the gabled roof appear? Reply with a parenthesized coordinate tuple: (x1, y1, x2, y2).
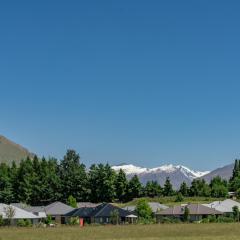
(123, 202, 168, 213)
(44, 202, 74, 216)
(66, 203, 137, 218)
(11, 203, 47, 218)
(157, 204, 223, 216)
(0, 204, 40, 219)
(203, 199, 240, 213)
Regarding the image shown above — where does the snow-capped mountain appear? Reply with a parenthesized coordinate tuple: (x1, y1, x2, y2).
(112, 164, 210, 189)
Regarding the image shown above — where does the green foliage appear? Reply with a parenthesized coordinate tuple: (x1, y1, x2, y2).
(189, 179, 210, 197)
(45, 215, 53, 225)
(136, 199, 153, 220)
(69, 217, 79, 225)
(179, 182, 189, 197)
(88, 163, 116, 202)
(232, 206, 240, 222)
(183, 206, 190, 222)
(110, 209, 120, 224)
(67, 195, 77, 208)
(0, 215, 4, 226)
(163, 177, 174, 196)
(17, 219, 32, 227)
(127, 175, 142, 201)
(144, 181, 162, 198)
(175, 192, 184, 202)
(60, 150, 88, 202)
(115, 169, 128, 202)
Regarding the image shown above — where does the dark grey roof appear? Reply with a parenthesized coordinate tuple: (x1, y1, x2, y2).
(157, 204, 223, 216)
(66, 203, 135, 218)
(44, 202, 74, 216)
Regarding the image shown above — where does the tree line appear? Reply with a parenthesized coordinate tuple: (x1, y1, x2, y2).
(0, 150, 239, 205)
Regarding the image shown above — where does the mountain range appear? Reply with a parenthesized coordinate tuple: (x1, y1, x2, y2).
(0, 135, 235, 189)
(112, 163, 234, 189)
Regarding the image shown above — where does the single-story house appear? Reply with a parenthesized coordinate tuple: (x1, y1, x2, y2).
(203, 199, 240, 215)
(66, 203, 137, 225)
(156, 203, 223, 222)
(123, 202, 168, 214)
(44, 201, 75, 224)
(0, 204, 41, 225)
(11, 203, 47, 219)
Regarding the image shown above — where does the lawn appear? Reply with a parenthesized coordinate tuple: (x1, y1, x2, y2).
(0, 223, 240, 240)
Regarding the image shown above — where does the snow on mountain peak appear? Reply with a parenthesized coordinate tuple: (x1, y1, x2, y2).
(112, 164, 209, 179)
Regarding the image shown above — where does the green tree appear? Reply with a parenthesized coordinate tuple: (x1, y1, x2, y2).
(232, 206, 240, 222)
(110, 209, 120, 224)
(163, 177, 174, 196)
(145, 181, 162, 198)
(175, 192, 184, 202)
(115, 169, 128, 202)
(88, 164, 116, 202)
(67, 195, 77, 208)
(0, 163, 14, 203)
(136, 199, 153, 220)
(15, 157, 34, 204)
(183, 206, 190, 222)
(179, 182, 189, 197)
(60, 150, 88, 202)
(39, 157, 62, 203)
(127, 175, 142, 200)
(189, 179, 210, 197)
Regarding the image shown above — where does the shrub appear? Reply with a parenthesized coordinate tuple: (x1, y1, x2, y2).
(0, 215, 4, 226)
(217, 216, 234, 223)
(69, 217, 79, 225)
(45, 215, 53, 225)
(17, 219, 32, 227)
(175, 193, 184, 202)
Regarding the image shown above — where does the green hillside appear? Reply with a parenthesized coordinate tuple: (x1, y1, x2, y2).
(0, 135, 34, 164)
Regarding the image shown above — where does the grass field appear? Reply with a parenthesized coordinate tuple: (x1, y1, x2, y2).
(0, 223, 240, 240)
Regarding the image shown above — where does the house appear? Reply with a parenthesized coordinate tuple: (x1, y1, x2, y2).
(44, 201, 75, 224)
(123, 202, 168, 214)
(11, 203, 47, 219)
(203, 199, 240, 215)
(0, 204, 41, 225)
(156, 204, 223, 222)
(66, 203, 137, 225)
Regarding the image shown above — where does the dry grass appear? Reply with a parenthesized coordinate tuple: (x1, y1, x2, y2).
(0, 223, 240, 240)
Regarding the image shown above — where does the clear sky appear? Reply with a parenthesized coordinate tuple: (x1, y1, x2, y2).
(1, 1, 240, 170)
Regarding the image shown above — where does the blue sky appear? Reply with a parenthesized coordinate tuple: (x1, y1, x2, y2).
(1, 1, 240, 170)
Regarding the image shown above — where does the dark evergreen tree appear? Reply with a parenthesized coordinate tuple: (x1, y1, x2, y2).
(115, 169, 128, 202)
(88, 163, 116, 202)
(127, 175, 142, 200)
(145, 181, 162, 198)
(163, 177, 174, 196)
(179, 182, 189, 197)
(16, 157, 34, 204)
(60, 150, 88, 202)
(0, 163, 14, 203)
(210, 176, 228, 198)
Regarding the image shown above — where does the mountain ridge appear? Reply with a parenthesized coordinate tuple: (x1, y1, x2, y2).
(0, 135, 34, 164)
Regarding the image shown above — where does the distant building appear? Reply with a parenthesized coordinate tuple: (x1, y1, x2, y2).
(0, 203, 42, 225)
(44, 201, 75, 224)
(203, 199, 240, 215)
(66, 203, 137, 225)
(123, 202, 168, 214)
(156, 204, 222, 222)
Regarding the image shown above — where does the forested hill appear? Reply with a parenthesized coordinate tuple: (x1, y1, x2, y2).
(0, 135, 34, 164)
